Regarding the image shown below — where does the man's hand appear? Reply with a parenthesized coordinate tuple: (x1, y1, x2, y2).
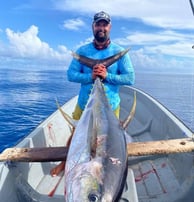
(92, 64, 107, 80)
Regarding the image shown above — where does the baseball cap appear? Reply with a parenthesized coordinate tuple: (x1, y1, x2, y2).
(93, 11, 111, 23)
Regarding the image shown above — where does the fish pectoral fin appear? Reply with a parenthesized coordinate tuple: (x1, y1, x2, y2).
(121, 91, 136, 129)
(55, 98, 76, 128)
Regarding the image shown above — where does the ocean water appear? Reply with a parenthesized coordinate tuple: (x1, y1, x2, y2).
(0, 69, 79, 152)
(0, 69, 194, 152)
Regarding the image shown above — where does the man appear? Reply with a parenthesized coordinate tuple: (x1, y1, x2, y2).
(50, 11, 135, 176)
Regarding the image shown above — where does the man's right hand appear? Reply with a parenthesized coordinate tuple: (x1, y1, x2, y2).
(92, 64, 107, 80)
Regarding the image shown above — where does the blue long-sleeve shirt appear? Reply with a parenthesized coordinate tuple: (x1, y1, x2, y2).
(67, 42, 135, 111)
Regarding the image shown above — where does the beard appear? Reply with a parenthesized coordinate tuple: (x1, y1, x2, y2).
(94, 31, 108, 42)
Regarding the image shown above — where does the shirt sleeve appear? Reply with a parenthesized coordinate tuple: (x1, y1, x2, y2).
(105, 53, 135, 85)
(67, 57, 93, 84)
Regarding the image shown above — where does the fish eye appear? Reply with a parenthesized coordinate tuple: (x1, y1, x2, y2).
(88, 193, 99, 202)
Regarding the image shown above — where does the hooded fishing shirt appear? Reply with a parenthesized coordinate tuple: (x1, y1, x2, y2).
(67, 42, 135, 111)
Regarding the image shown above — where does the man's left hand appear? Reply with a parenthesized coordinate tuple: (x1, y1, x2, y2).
(92, 64, 107, 80)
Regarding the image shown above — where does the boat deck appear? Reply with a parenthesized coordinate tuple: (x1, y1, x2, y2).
(1, 86, 194, 202)
(119, 87, 194, 202)
(15, 162, 138, 202)
(14, 87, 194, 202)
(14, 115, 194, 202)
(129, 155, 184, 201)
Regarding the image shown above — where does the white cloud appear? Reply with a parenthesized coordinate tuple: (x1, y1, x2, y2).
(130, 49, 194, 73)
(114, 30, 194, 58)
(63, 18, 85, 30)
(53, 0, 194, 29)
(145, 42, 194, 58)
(117, 31, 187, 45)
(113, 29, 194, 72)
(75, 37, 93, 49)
(1, 1, 194, 71)
(2, 25, 72, 69)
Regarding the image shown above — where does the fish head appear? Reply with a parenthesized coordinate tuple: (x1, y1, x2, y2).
(65, 161, 103, 202)
(79, 174, 102, 202)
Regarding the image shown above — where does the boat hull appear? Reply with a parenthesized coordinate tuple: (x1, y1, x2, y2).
(0, 86, 193, 202)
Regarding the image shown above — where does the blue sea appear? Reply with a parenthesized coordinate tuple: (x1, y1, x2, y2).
(0, 69, 194, 152)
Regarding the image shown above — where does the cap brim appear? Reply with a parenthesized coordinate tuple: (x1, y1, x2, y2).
(94, 18, 110, 23)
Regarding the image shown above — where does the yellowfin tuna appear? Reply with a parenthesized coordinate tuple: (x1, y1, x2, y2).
(64, 78, 135, 202)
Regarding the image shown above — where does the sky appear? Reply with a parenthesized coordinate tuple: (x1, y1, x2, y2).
(0, 0, 194, 73)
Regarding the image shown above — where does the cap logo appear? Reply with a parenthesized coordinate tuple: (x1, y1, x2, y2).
(93, 11, 110, 23)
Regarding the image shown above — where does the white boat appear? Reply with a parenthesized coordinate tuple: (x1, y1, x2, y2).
(0, 85, 194, 202)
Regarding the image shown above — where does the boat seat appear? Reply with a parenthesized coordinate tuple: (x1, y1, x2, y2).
(15, 174, 64, 202)
(121, 168, 139, 202)
(15, 168, 138, 202)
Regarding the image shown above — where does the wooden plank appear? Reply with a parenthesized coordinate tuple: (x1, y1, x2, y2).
(0, 138, 194, 162)
(127, 137, 194, 156)
(0, 147, 68, 162)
